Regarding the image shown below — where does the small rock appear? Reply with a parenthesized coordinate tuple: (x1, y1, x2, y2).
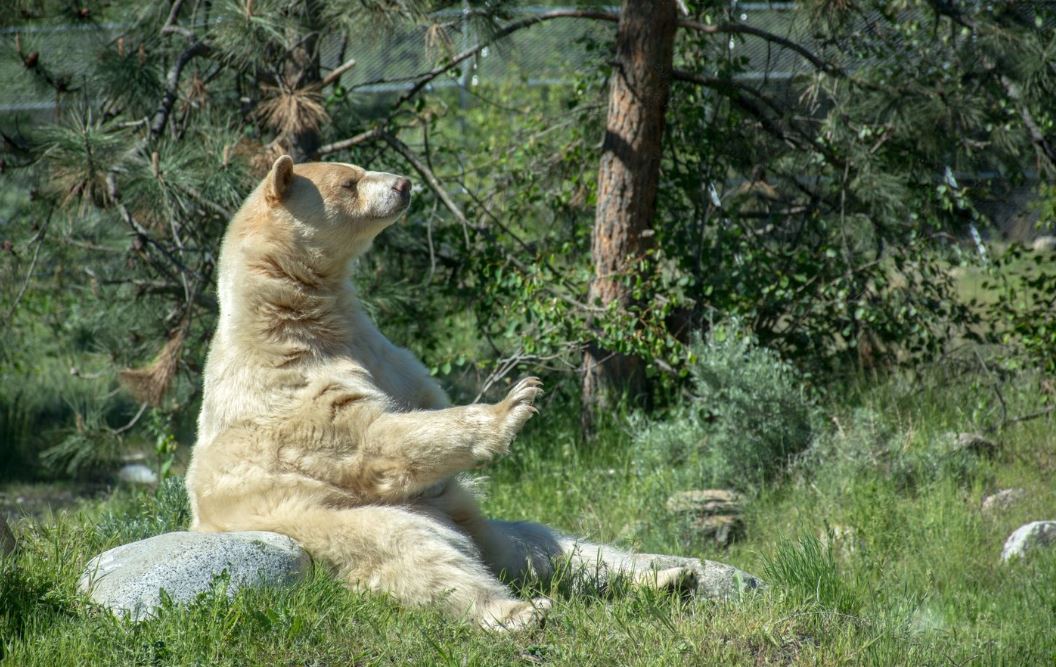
(0, 515, 15, 556)
(1032, 235, 1056, 252)
(79, 531, 310, 620)
(666, 489, 741, 515)
(117, 463, 158, 485)
(667, 490, 744, 547)
(981, 488, 1027, 516)
(692, 514, 745, 548)
(947, 432, 999, 458)
(1001, 521, 1056, 561)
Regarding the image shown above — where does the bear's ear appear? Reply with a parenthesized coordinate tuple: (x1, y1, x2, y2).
(265, 155, 295, 205)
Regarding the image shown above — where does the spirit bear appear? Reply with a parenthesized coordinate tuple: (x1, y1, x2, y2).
(186, 156, 705, 630)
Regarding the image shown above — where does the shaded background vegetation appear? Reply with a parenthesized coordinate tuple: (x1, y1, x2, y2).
(1, 0, 1055, 480)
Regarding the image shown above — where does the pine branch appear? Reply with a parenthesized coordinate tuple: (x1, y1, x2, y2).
(160, 0, 194, 39)
(4, 207, 54, 322)
(672, 69, 813, 152)
(105, 172, 197, 296)
(150, 40, 211, 139)
(1000, 74, 1056, 175)
(385, 10, 620, 110)
(678, 19, 844, 77)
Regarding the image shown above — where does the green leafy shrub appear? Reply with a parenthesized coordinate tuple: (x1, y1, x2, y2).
(633, 320, 818, 489)
(980, 244, 1056, 376)
(801, 407, 987, 493)
(95, 476, 190, 544)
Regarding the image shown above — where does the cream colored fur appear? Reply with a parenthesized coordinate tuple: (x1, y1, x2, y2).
(186, 156, 699, 631)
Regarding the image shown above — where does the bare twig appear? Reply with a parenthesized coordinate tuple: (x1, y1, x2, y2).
(352, 8, 841, 113)
(317, 126, 384, 156)
(4, 207, 54, 321)
(321, 58, 357, 88)
(160, 0, 194, 40)
(387, 9, 619, 110)
(109, 402, 149, 435)
(380, 131, 472, 227)
(679, 19, 844, 76)
(1001, 405, 1056, 428)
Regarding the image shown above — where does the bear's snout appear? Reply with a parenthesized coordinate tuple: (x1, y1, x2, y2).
(393, 178, 411, 201)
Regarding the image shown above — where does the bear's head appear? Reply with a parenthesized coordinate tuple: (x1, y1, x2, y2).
(253, 155, 412, 266)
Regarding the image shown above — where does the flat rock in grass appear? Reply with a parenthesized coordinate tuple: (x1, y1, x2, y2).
(78, 531, 310, 620)
(116, 463, 158, 485)
(692, 514, 745, 548)
(1032, 235, 1056, 252)
(666, 489, 742, 515)
(981, 488, 1027, 516)
(1001, 521, 1056, 562)
(666, 490, 745, 547)
(950, 432, 996, 458)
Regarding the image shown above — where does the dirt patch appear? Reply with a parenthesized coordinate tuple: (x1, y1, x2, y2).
(0, 481, 111, 521)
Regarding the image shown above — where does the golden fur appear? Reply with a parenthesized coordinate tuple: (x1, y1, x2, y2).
(186, 156, 700, 630)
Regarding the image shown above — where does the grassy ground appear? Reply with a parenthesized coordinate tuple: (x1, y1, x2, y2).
(2, 365, 1055, 665)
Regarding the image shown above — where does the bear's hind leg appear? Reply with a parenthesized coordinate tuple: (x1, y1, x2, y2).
(475, 519, 698, 595)
(263, 503, 550, 631)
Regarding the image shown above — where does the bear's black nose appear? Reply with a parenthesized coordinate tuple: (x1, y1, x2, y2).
(394, 178, 411, 199)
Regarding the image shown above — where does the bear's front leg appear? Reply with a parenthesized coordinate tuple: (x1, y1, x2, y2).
(348, 377, 542, 500)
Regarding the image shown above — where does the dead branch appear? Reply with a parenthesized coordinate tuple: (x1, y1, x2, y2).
(321, 58, 357, 88)
(4, 207, 54, 322)
(379, 131, 472, 228)
(1002, 405, 1056, 428)
(316, 126, 384, 156)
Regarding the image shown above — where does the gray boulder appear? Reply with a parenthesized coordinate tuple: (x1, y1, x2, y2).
(1001, 521, 1056, 562)
(665, 489, 742, 515)
(946, 432, 999, 458)
(981, 488, 1027, 516)
(117, 463, 159, 485)
(78, 531, 310, 620)
(1032, 235, 1056, 252)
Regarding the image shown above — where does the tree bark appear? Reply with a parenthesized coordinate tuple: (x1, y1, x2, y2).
(580, 0, 678, 433)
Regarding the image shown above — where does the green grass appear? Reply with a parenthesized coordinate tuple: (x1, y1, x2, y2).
(2, 368, 1056, 665)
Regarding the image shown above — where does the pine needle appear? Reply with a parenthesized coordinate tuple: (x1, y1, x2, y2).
(256, 84, 329, 138)
(119, 324, 187, 407)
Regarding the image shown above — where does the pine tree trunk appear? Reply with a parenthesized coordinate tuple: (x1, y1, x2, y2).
(281, 4, 322, 162)
(580, 0, 678, 434)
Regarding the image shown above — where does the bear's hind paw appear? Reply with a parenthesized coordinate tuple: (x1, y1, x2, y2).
(477, 596, 551, 632)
